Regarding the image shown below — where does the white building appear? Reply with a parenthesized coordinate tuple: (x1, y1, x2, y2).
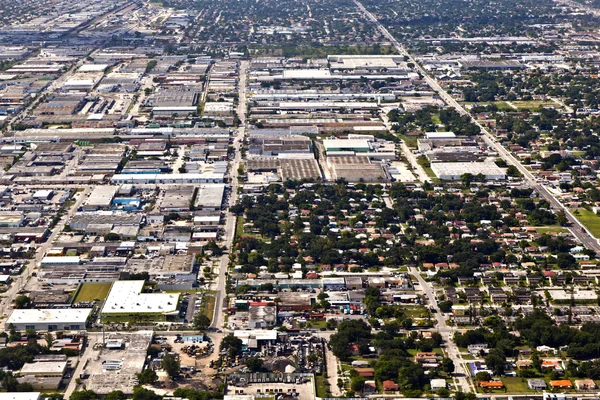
(430, 162, 506, 180)
(0, 394, 41, 400)
(6, 309, 92, 331)
(100, 280, 179, 319)
(111, 173, 224, 184)
(425, 132, 456, 139)
(430, 379, 447, 391)
(83, 186, 117, 211)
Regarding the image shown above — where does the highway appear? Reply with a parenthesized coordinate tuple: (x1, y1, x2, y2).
(354, 0, 600, 254)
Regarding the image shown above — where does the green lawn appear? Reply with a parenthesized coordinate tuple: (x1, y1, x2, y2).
(535, 226, 569, 234)
(423, 167, 440, 182)
(398, 134, 418, 148)
(501, 377, 536, 393)
(74, 283, 112, 303)
(511, 100, 556, 110)
(575, 209, 600, 238)
(315, 375, 329, 398)
(431, 114, 442, 125)
(198, 291, 216, 320)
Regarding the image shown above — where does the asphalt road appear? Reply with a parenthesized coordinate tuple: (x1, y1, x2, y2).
(409, 268, 475, 392)
(210, 60, 249, 330)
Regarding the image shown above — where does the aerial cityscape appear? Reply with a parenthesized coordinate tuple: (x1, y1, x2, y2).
(2, 0, 600, 399)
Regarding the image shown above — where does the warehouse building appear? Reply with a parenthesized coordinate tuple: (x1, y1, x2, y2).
(430, 162, 506, 180)
(111, 173, 224, 184)
(0, 394, 41, 400)
(194, 184, 225, 210)
(100, 280, 179, 321)
(323, 139, 371, 153)
(83, 186, 117, 211)
(5, 308, 92, 331)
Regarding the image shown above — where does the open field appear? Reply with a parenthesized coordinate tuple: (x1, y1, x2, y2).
(510, 100, 557, 110)
(74, 283, 112, 303)
(575, 209, 600, 238)
(501, 377, 539, 394)
(535, 226, 569, 234)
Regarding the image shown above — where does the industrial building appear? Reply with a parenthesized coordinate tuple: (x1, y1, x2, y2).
(83, 186, 117, 211)
(430, 162, 506, 180)
(5, 308, 92, 331)
(100, 280, 180, 321)
(111, 173, 225, 184)
(323, 139, 371, 153)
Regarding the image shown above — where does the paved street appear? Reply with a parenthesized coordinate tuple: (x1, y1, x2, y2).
(409, 268, 475, 393)
(210, 60, 248, 330)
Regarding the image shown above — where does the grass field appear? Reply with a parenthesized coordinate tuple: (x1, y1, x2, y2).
(535, 226, 569, 234)
(199, 292, 216, 319)
(315, 375, 330, 398)
(74, 283, 112, 303)
(511, 100, 556, 110)
(575, 209, 600, 238)
(501, 377, 537, 393)
(398, 134, 418, 148)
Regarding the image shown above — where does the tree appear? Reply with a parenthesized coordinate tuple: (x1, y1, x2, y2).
(8, 324, 19, 342)
(461, 173, 474, 187)
(132, 386, 161, 400)
(103, 232, 121, 242)
(351, 376, 366, 392)
(506, 165, 521, 177)
(245, 357, 263, 372)
(441, 357, 455, 374)
(220, 335, 244, 357)
(105, 391, 126, 400)
(454, 391, 476, 400)
(401, 318, 413, 330)
(161, 353, 180, 379)
(556, 210, 569, 226)
(44, 332, 54, 349)
(329, 320, 372, 359)
(136, 368, 158, 384)
(14, 295, 30, 309)
(556, 253, 577, 270)
(484, 348, 506, 376)
(475, 371, 492, 381)
(70, 391, 98, 400)
(193, 314, 211, 331)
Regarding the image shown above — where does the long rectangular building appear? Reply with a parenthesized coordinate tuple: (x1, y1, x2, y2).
(111, 173, 224, 184)
(6, 308, 92, 331)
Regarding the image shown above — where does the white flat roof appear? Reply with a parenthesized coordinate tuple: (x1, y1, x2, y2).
(282, 69, 331, 79)
(85, 186, 117, 207)
(101, 280, 179, 315)
(152, 106, 197, 111)
(323, 138, 370, 149)
(425, 132, 456, 139)
(20, 361, 67, 375)
(78, 64, 109, 72)
(41, 256, 80, 264)
(0, 394, 41, 400)
(430, 162, 505, 178)
(6, 309, 92, 326)
(233, 329, 278, 341)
